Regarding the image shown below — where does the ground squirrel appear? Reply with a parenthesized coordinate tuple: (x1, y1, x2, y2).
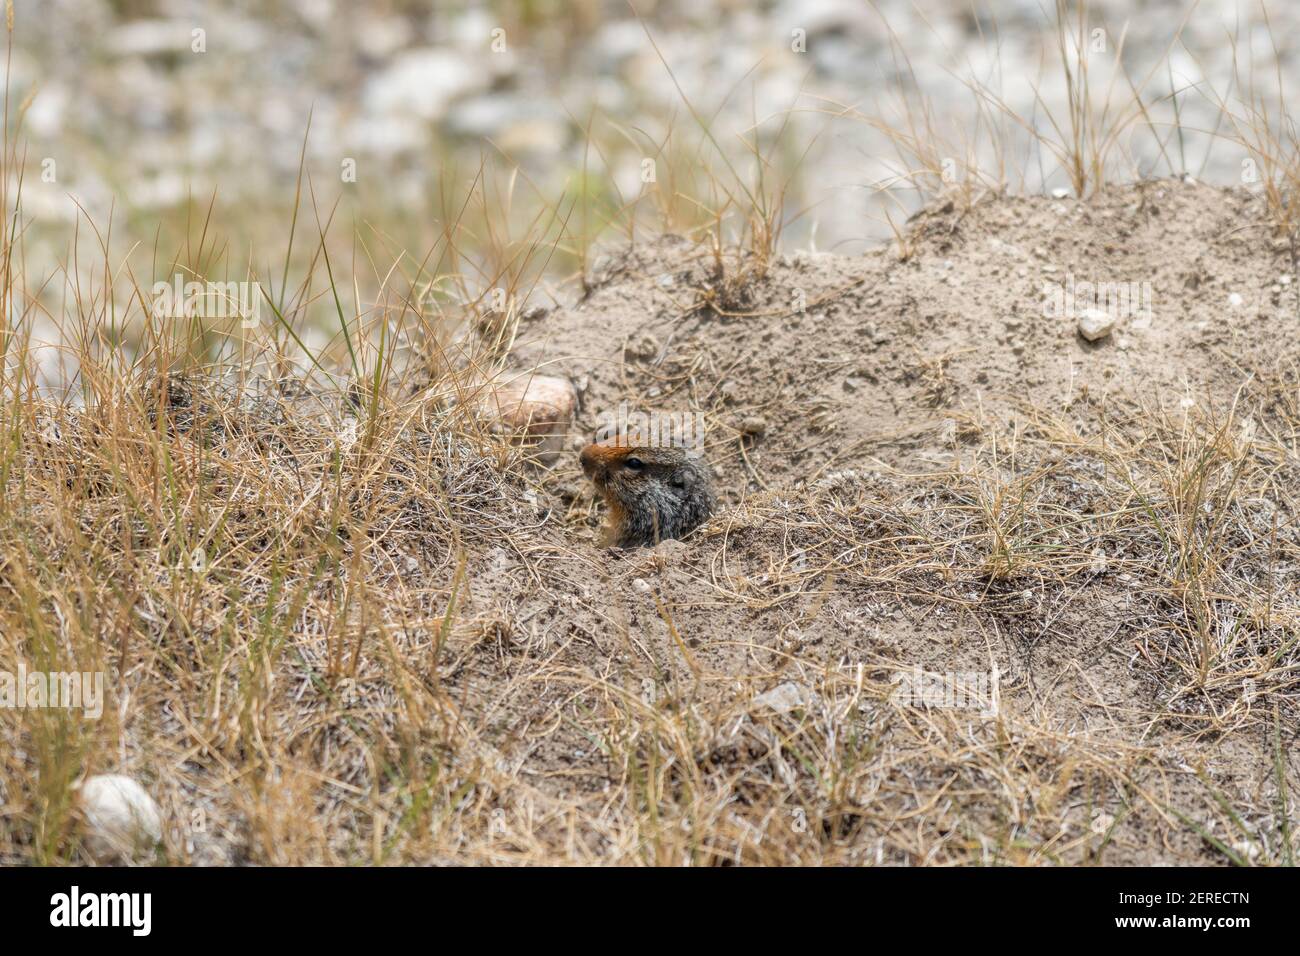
(579, 442, 717, 548)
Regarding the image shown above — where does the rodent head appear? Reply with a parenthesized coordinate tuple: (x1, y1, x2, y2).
(579, 442, 717, 548)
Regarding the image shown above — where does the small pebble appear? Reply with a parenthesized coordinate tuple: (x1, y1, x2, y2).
(1077, 307, 1117, 342)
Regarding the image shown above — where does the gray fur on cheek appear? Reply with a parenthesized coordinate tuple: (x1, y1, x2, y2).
(612, 467, 716, 548)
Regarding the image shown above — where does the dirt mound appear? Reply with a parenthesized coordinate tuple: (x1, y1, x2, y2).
(519, 179, 1293, 493)
(445, 179, 1298, 864)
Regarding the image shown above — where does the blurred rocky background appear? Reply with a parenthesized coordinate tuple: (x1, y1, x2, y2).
(3, 0, 1293, 383)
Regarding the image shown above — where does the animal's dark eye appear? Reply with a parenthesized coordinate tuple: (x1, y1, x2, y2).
(624, 457, 644, 471)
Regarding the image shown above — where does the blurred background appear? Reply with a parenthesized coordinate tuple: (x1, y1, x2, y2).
(4, 0, 1295, 384)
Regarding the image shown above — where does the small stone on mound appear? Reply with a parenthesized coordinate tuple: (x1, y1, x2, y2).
(751, 681, 817, 714)
(478, 373, 576, 464)
(1077, 308, 1117, 342)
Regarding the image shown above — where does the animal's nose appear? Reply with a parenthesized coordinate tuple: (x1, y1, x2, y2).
(579, 444, 602, 479)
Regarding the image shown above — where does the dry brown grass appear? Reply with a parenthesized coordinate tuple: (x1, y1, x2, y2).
(1, 2, 1298, 868)
(4, 311, 1295, 864)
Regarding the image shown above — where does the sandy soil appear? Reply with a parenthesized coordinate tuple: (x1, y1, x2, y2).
(432, 179, 1299, 864)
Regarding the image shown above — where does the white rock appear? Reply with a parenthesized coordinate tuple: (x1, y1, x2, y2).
(1051, 187, 1071, 199)
(751, 681, 817, 715)
(590, 20, 647, 69)
(27, 84, 68, 138)
(1232, 839, 1261, 862)
(107, 18, 264, 57)
(356, 17, 412, 59)
(104, 19, 194, 57)
(1090, 810, 1115, 835)
(1077, 307, 1117, 342)
(336, 417, 358, 452)
(345, 115, 427, 155)
(1228, 292, 1244, 308)
(77, 774, 163, 862)
(447, 94, 563, 140)
(363, 49, 485, 121)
